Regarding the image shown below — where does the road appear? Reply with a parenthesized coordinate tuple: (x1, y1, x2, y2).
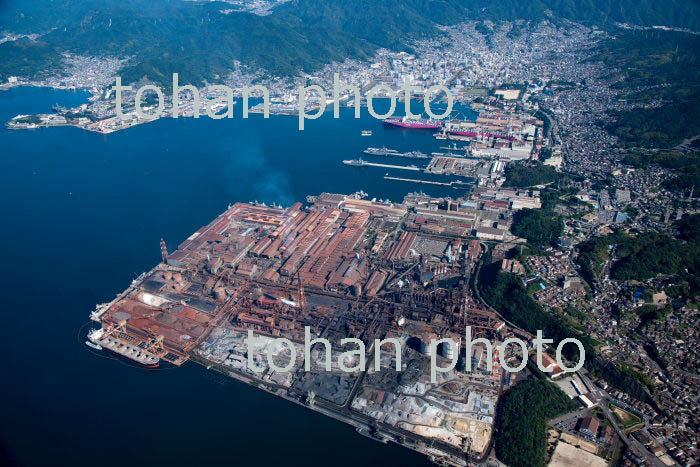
(579, 373, 665, 467)
(469, 243, 665, 467)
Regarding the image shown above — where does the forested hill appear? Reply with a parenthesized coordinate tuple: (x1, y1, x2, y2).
(1, 0, 699, 85)
(277, 0, 700, 34)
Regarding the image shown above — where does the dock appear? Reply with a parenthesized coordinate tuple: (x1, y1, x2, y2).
(360, 161, 420, 171)
(384, 176, 470, 187)
(343, 159, 421, 171)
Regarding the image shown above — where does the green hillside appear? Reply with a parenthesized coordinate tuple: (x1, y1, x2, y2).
(1, 0, 699, 85)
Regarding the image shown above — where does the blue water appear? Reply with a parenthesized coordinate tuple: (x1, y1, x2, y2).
(0, 87, 476, 467)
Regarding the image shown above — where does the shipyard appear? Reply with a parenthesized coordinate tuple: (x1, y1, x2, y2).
(340, 107, 546, 192)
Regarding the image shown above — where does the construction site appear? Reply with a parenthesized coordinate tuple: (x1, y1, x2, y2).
(88, 192, 533, 466)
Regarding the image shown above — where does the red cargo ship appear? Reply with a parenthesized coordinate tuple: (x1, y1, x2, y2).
(383, 116, 443, 130)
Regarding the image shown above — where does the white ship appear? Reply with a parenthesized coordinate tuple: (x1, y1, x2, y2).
(85, 330, 103, 350)
(87, 328, 160, 367)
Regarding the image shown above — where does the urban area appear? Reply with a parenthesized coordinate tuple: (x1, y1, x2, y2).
(4, 14, 699, 467)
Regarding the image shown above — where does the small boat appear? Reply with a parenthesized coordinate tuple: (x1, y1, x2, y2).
(85, 340, 102, 351)
(361, 130, 372, 136)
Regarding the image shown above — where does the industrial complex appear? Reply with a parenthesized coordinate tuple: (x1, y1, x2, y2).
(88, 191, 540, 466)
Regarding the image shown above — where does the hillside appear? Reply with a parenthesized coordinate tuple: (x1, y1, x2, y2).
(1, 0, 699, 85)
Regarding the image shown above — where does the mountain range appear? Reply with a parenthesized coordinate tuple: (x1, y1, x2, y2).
(1, 0, 699, 85)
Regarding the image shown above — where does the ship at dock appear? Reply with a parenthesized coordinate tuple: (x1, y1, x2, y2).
(364, 147, 400, 156)
(343, 158, 367, 167)
(363, 147, 430, 159)
(383, 116, 443, 130)
(87, 328, 161, 367)
(440, 142, 469, 151)
(401, 150, 430, 159)
(446, 129, 516, 141)
(440, 122, 517, 141)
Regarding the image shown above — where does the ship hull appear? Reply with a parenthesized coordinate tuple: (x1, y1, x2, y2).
(383, 119, 442, 130)
(87, 328, 161, 368)
(102, 346, 161, 368)
(447, 130, 516, 141)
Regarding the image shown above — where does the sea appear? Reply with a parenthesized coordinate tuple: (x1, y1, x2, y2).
(0, 86, 477, 467)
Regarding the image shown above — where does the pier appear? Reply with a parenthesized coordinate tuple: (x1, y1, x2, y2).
(360, 161, 420, 171)
(384, 176, 470, 186)
(344, 159, 421, 171)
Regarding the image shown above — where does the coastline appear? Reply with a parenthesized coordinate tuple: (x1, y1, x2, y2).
(189, 352, 490, 467)
(2, 81, 456, 135)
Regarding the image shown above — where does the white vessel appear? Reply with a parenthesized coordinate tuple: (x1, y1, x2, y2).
(85, 337, 102, 351)
(86, 327, 160, 367)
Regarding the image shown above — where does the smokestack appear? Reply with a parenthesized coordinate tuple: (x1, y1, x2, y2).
(160, 238, 169, 264)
